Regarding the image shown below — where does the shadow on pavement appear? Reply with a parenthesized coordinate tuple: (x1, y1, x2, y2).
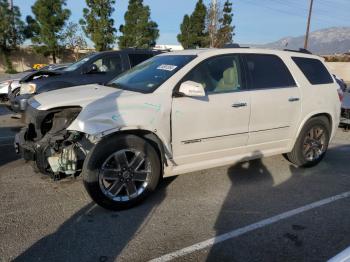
(206, 145, 350, 261)
(9, 143, 350, 261)
(15, 176, 176, 262)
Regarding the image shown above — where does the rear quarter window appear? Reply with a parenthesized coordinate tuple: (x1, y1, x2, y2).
(292, 57, 333, 85)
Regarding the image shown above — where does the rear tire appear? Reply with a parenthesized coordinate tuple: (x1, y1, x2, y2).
(286, 117, 330, 168)
(83, 134, 161, 211)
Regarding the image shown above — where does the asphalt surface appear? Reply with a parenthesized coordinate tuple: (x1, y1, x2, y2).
(0, 103, 349, 262)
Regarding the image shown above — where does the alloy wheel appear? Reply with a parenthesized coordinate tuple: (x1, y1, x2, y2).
(99, 149, 151, 202)
(302, 126, 327, 162)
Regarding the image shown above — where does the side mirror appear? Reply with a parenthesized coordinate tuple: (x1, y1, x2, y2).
(86, 64, 98, 74)
(178, 81, 206, 97)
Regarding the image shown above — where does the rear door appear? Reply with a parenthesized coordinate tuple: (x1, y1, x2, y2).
(243, 54, 302, 146)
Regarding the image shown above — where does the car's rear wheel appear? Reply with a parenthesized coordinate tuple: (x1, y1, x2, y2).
(83, 134, 161, 211)
(286, 117, 330, 167)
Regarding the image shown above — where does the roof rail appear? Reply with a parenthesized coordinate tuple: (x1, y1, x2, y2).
(284, 48, 312, 54)
(223, 43, 250, 49)
(224, 43, 241, 48)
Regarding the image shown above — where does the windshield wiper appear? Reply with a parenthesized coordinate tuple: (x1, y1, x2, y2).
(106, 83, 121, 89)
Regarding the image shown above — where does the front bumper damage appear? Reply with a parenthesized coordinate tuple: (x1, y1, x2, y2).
(14, 104, 94, 180)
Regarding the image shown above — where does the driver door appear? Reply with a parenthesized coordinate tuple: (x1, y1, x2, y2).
(171, 54, 251, 165)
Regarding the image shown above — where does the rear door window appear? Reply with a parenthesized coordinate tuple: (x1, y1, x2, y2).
(128, 53, 154, 67)
(244, 54, 296, 89)
(292, 57, 333, 85)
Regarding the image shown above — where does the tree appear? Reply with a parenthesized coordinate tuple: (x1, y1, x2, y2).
(216, 0, 235, 47)
(80, 0, 116, 51)
(63, 22, 87, 61)
(0, 0, 25, 73)
(207, 0, 235, 48)
(177, 0, 209, 49)
(177, 15, 192, 49)
(119, 0, 159, 49)
(24, 15, 40, 39)
(27, 0, 71, 63)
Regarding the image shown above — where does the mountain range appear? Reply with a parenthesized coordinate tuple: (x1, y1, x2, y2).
(259, 27, 350, 55)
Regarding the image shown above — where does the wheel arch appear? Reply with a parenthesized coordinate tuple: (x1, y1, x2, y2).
(103, 129, 168, 175)
(295, 112, 333, 141)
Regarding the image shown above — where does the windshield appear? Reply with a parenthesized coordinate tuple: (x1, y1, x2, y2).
(63, 53, 96, 72)
(107, 55, 196, 93)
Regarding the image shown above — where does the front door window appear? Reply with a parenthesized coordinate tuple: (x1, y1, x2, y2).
(182, 55, 245, 94)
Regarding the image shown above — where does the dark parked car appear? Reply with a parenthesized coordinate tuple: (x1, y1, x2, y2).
(4, 63, 71, 104)
(10, 49, 164, 112)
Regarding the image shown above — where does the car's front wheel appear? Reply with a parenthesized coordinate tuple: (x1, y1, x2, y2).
(286, 116, 330, 167)
(83, 134, 161, 211)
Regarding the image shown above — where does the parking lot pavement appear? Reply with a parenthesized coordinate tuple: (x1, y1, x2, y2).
(0, 104, 349, 262)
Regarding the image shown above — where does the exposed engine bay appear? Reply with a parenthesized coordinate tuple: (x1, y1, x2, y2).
(15, 105, 94, 180)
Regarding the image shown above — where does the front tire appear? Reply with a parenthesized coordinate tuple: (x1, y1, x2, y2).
(83, 134, 161, 211)
(286, 117, 330, 168)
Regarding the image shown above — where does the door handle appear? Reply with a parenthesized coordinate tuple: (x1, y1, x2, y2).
(232, 102, 247, 108)
(288, 97, 300, 102)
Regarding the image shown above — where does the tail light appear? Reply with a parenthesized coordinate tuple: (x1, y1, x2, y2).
(337, 89, 344, 103)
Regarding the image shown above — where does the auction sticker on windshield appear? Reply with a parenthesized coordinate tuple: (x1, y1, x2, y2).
(157, 64, 178, 71)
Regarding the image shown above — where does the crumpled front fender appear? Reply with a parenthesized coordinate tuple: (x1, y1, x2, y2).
(67, 94, 172, 155)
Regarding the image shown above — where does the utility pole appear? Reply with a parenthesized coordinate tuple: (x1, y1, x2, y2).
(304, 0, 314, 49)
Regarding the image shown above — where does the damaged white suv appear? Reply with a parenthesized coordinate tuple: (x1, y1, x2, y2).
(15, 48, 341, 210)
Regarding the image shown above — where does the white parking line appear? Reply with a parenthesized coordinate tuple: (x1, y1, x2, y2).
(328, 246, 350, 262)
(150, 191, 350, 262)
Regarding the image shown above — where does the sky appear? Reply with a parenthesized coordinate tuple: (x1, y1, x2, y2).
(14, 0, 350, 46)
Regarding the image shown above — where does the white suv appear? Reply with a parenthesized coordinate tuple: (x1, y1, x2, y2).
(15, 48, 341, 210)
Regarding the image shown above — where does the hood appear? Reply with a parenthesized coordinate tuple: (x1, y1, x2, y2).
(32, 84, 132, 110)
(21, 70, 63, 83)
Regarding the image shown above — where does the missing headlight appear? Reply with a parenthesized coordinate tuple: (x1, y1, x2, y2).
(41, 107, 82, 136)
